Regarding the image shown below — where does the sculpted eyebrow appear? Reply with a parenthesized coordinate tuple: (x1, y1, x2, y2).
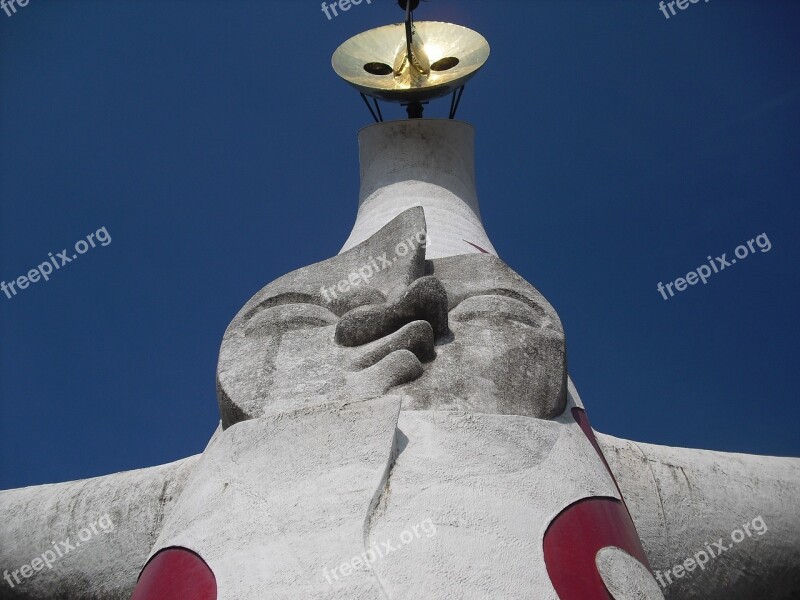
(454, 288, 547, 319)
(242, 292, 328, 322)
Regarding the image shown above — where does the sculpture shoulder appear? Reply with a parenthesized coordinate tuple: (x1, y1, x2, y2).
(0, 455, 200, 600)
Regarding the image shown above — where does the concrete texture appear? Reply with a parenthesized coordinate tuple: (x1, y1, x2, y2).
(596, 547, 666, 600)
(150, 375, 637, 598)
(364, 408, 620, 598)
(148, 397, 403, 599)
(599, 433, 800, 599)
(0, 455, 200, 599)
(340, 120, 497, 259)
(199, 209, 660, 598)
(216, 207, 429, 430)
(399, 251, 567, 418)
(217, 208, 567, 430)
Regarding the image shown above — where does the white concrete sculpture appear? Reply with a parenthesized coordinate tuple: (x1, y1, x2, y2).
(0, 118, 798, 600)
(1, 2, 798, 596)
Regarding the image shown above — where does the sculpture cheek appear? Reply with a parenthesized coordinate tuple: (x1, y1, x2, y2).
(130, 547, 217, 600)
(492, 334, 566, 418)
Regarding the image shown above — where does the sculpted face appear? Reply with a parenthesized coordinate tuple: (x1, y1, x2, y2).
(216, 207, 567, 428)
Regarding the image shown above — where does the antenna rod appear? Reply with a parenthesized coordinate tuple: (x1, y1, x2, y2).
(360, 93, 380, 123)
(400, 0, 423, 119)
(404, 0, 413, 65)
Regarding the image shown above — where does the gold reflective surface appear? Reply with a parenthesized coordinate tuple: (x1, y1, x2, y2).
(332, 21, 490, 103)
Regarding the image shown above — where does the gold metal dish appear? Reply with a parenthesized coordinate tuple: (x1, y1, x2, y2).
(332, 21, 490, 103)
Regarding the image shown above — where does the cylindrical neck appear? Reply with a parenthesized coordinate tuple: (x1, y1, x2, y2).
(339, 119, 497, 259)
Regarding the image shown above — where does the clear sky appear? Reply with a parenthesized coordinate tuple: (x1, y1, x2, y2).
(1, 0, 798, 489)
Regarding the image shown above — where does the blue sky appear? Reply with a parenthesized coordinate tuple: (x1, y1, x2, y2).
(1, 0, 798, 489)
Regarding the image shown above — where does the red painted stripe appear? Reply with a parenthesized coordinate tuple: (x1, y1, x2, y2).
(544, 496, 649, 599)
(541, 407, 655, 598)
(130, 547, 217, 600)
(463, 240, 489, 254)
(571, 407, 651, 568)
(572, 408, 621, 492)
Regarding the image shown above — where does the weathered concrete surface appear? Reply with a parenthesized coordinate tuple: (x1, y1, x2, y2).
(217, 207, 567, 429)
(147, 397, 402, 600)
(335, 275, 450, 347)
(0, 455, 200, 599)
(216, 207, 429, 429)
(208, 209, 663, 597)
(145, 392, 667, 599)
(340, 120, 497, 259)
(596, 547, 666, 600)
(599, 433, 800, 599)
(364, 408, 621, 598)
(397, 252, 567, 418)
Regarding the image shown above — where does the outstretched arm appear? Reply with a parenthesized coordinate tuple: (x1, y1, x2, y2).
(598, 433, 800, 600)
(0, 455, 199, 600)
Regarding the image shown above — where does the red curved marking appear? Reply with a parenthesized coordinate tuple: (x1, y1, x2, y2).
(543, 496, 650, 599)
(463, 240, 489, 254)
(572, 408, 621, 492)
(130, 547, 217, 600)
(542, 408, 654, 599)
(573, 407, 648, 535)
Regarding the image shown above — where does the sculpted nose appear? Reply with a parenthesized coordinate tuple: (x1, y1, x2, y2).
(335, 276, 450, 347)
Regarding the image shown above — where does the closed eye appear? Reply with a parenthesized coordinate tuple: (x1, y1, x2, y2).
(244, 303, 337, 336)
(242, 292, 319, 322)
(450, 294, 552, 330)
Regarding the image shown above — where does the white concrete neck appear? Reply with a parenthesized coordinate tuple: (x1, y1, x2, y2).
(339, 119, 497, 259)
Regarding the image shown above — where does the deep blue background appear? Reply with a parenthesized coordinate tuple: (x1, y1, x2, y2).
(1, 0, 798, 489)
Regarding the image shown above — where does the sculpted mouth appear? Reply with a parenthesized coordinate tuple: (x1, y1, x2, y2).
(350, 320, 435, 370)
(348, 346, 426, 398)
